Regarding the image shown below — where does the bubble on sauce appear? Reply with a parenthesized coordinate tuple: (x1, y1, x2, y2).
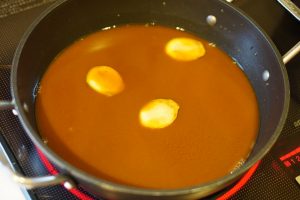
(165, 37, 206, 61)
(102, 26, 112, 31)
(102, 25, 116, 31)
(208, 42, 216, 47)
(145, 22, 156, 27)
(139, 99, 180, 129)
(230, 158, 245, 174)
(175, 27, 185, 32)
(86, 66, 125, 97)
(42, 138, 48, 144)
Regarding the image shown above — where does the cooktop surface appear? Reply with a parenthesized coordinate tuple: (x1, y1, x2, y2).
(0, 0, 299, 199)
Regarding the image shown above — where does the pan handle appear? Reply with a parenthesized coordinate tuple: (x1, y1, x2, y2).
(0, 100, 15, 110)
(274, 1, 300, 63)
(277, 0, 300, 21)
(0, 68, 76, 189)
(0, 139, 75, 189)
(226, 1, 300, 64)
(11, 171, 75, 189)
(283, 41, 300, 64)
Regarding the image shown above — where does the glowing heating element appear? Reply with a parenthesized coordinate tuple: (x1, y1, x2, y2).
(217, 161, 261, 200)
(36, 148, 93, 200)
(37, 145, 262, 200)
(279, 146, 300, 167)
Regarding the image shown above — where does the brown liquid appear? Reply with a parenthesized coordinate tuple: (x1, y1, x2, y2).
(35, 25, 259, 189)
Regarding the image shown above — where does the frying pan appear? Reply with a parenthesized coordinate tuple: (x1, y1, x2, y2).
(0, 0, 299, 199)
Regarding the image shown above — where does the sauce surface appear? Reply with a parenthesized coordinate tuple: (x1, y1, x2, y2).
(35, 25, 259, 189)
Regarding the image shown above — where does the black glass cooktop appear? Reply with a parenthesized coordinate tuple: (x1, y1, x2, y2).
(0, 0, 299, 199)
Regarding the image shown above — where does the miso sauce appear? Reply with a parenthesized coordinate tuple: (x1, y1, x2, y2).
(35, 25, 259, 189)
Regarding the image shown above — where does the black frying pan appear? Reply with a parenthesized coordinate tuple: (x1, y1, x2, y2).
(0, 0, 298, 199)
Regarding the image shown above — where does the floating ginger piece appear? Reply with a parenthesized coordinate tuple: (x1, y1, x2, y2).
(86, 66, 124, 96)
(165, 37, 206, 61)
(139, 99, 180, 129)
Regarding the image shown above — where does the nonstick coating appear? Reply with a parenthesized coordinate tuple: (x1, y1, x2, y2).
(11, 0, 289, 199)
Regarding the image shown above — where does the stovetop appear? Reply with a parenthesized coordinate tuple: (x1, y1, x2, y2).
(0, 0, 299, 199)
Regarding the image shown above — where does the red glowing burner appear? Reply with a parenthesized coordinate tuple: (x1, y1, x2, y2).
(37, 147, 261, 200)
(279, 146, 300, 168)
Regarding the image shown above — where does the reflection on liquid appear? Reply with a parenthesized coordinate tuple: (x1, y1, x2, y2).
(139, 99, 180, 129)
(86, 66, 124, 96)
(165, 37, 206, 61)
